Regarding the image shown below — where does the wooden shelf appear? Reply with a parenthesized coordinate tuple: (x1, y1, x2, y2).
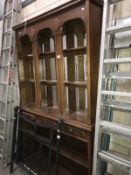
(64, 81, 87, 87)
(19, 126, 88, 169)
(62, 130, 87, 143)
(39, 51, 55, 59)
(60, 144, 88, 168)
(28, 79, 35, 82)
(63, 46, 86, 56)
(20, 79, 35, 83)
(40, 79, 57, 85)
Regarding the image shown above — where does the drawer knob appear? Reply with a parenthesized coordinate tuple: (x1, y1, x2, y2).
(57, 54, 61, 59)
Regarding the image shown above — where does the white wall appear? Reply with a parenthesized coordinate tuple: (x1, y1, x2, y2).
(0, 0, 72, 55)
(20, 0, 72, 23)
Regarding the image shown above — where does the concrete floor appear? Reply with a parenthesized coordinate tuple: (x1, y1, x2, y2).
(0, 162, 29, 175)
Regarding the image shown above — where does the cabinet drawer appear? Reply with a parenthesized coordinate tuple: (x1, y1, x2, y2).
(62, 124, 88, 141)
(36, 117, 56, 125)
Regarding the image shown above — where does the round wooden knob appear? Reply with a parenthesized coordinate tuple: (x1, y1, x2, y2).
(57, 55, 61, 59)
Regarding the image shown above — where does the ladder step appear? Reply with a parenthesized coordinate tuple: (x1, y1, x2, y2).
(102, 90, 131, 97)
(0, 83, 14, 86)
(104, 58, 131, 64)
(98, 150, 130, 170)
(0, 134, 4, 140)
(100, 121, 131, 138)
(2, 47, 10, 51)
(109, 0, 123, 4)
(3, 29, 11, 34)
(105, 71, 131, 79)
(0, 65, 8, 69)
(0, 82, 8, 85)
(103, 100, 131, 112)
(0, 117, 6, 122)
(0, 98, 6, 103)
(4, 11, 12, 17)
(112, 45, 131, 50)
(106, 23, 131, 34)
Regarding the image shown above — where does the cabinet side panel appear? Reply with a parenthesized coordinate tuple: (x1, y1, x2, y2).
(88, 2, 102, 124)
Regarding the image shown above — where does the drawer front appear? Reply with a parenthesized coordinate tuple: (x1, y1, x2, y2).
(21, 110, 89, 141)
(36, 117, 54, 125)
(62, 124, 88, 141)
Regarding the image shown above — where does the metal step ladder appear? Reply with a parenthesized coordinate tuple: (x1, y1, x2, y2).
(0, 0, 20, 166)
(93, 0, 131, 174)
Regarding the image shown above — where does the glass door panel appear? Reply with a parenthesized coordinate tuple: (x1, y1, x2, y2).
(62, 19, 87, 121)
(38, 29, 58, 109)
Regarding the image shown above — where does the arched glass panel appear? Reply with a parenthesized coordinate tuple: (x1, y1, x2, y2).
(62, 19, 87, 121)
(38, 29, 57, 108)
(18, 35, 35, 105)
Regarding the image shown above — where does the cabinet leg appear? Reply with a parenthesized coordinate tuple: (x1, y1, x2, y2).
(87, 132, 93, 175)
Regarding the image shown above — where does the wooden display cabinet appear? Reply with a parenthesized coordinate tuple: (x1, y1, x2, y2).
(14, 0, 102, 174)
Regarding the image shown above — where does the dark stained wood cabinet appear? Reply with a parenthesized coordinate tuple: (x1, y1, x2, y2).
(14, 0, 102, 174)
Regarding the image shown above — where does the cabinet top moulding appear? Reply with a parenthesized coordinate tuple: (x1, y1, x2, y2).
(13, 0, 102, 35)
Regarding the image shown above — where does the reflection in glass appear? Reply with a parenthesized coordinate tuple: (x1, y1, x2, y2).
(63, 19, 87, 115)
(38, 29, 57, 108)
(18, 35, 35, 105)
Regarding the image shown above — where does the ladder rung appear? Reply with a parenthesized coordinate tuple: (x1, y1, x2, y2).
(2, 47, 10, 51)
(0, 65, 15, 69)
(0, 82, 8, 85)
(28, 79, 35, 82)
(103, 100, 131, 112)
(102, 91, 131, 97)
(100, 121, 131, 138)
(106, 23, 131, 34)
(109, 0, 123, 4)
(105, 71, 131, 79)
(0, 98, 6, 103)
(112, 45, 131, 50)
(3, 29, 11, 34)
(4, 11, 12, 17)
(104, 58, 131, 64)
(0, 134, 4, 140)
(0, 65, 8, 69)
(1, 114, 6, 118)
(0, 117, 6, 122)
(98, 150, 130, 170)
